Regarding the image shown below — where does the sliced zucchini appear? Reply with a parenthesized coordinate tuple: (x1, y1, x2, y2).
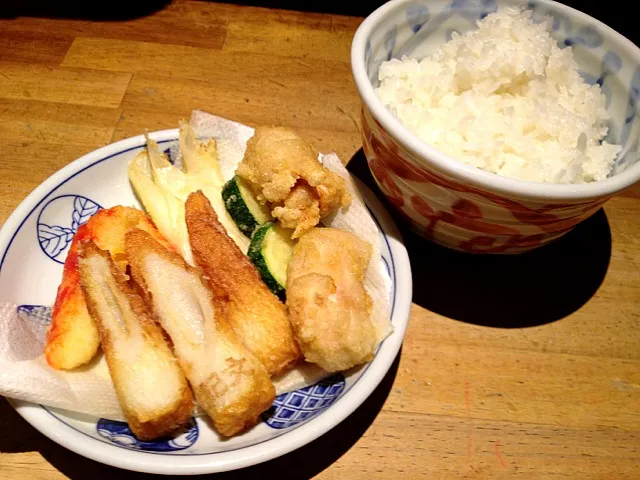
(222, 176, 272, 237)
(248, 222, 295, 299)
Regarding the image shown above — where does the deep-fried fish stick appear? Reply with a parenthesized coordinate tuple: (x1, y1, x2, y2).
(185, 191, 301, 376)
(286, 228, 376, 372)
(77, 240, 193, 440)
(125, 229, 275, 437)
(46, 206, 175, 370)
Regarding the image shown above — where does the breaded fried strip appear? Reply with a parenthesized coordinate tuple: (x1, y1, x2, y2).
(286, 228, 377, 372)
(125, 229, 275, 437)
(45, 206, 175, 370)
(185, 191, 301, 376)
(77, 240, 193, 440)
(45, 229, 99, 370)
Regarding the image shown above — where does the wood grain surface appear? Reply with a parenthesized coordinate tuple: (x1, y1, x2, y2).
(0, 1, 639, 478)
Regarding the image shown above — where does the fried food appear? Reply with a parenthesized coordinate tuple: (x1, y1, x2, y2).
(185, 190, 302, 376)
(77, 240, 193, 440)
(125, 229, 275, 437)
(236, 126, 351, 238)
(45, 206, 174, 370)
(286, 228, 376, 372)
(128, 122, 250, 264)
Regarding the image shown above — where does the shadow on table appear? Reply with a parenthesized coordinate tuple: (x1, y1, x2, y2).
(0, 350, 400, 479)
(216, 0, 639, 44)
(348, 149, 612, 328)
(3, 0, 639, 50)
(209, 0, 381, 17)
(2, 0, 639, 48)
(0, 0, 171, 20)
(0, 0, 384, 20)
(0, 0, 355, 20)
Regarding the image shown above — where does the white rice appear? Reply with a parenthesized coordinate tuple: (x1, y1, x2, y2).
(375, 7, 621, 184)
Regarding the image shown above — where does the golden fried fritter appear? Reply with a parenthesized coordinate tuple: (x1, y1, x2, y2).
(77, 240, 193, 441)
(236, 126, 351, 238)
(126, 229, 275, 437)
(185, 190, 302, 376)
(45, 206, 175, 370)
(286, 228, 376, 372)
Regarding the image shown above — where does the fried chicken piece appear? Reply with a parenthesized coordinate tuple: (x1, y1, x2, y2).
(236, 126, 351, 238)
(271, 182, 320, 237)
(45, 206, 175, 370)
(125, 229, 275, 437)
(286, 228, 376, 372)
(77, 240, 194, 441)
(185, 191, 301, 376)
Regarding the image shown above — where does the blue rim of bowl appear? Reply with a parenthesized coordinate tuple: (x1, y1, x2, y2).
(351, 0, 640, 201)
(0, 131, 412, 473)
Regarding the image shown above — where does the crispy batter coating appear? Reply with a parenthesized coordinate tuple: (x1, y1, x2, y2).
(286, 228, 376, 372)
(236, 126, 351, 238)
(271, 182, 320, 237)
(45, 206, 175, 370)
(185, 191, 302, 376)
(126, 229, 275, 437)
(77, 240, 193, 441)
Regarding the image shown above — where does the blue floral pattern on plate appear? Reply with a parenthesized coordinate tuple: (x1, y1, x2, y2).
(564, 25, 603, 48)
(262, 374, 346, 429)
(17, 304, 52, 325)
(37, 195, 102, 263)
(163, 147, 174, 164)
(97, 417, 199, 452)
(406, 5, 430, 33)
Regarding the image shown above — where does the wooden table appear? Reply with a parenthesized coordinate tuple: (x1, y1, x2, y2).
(1, 1, 638, 478)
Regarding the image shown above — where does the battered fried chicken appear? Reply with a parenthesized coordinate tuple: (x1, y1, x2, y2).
(286, 228, 377, 372)
(236, 126, 351, 238)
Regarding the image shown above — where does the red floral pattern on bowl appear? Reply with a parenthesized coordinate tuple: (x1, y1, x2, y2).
(361, 107, 607, 254)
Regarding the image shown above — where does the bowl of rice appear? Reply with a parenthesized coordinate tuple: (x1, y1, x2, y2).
(351, 0, 640, 253)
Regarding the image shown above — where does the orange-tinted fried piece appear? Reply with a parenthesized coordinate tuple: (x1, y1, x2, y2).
(45, 206, 175, 370)
(78, 240, 194, 440)
(126, 229, 275, 437)
(236, 126, 351, 238)
(185, 191, 301, 377)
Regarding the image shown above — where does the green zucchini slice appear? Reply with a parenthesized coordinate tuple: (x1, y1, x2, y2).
(222, 176, 272, 237)
(248, 222, 295, 299)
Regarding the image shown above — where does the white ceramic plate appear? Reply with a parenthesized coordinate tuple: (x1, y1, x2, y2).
(0, 129, 412, 475)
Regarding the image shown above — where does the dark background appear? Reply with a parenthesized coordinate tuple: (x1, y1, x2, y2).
(229, 0, 637, 48)
(2, 0, 638, 49)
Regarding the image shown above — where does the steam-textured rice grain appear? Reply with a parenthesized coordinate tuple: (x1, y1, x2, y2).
(375, 7, 621, 184)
